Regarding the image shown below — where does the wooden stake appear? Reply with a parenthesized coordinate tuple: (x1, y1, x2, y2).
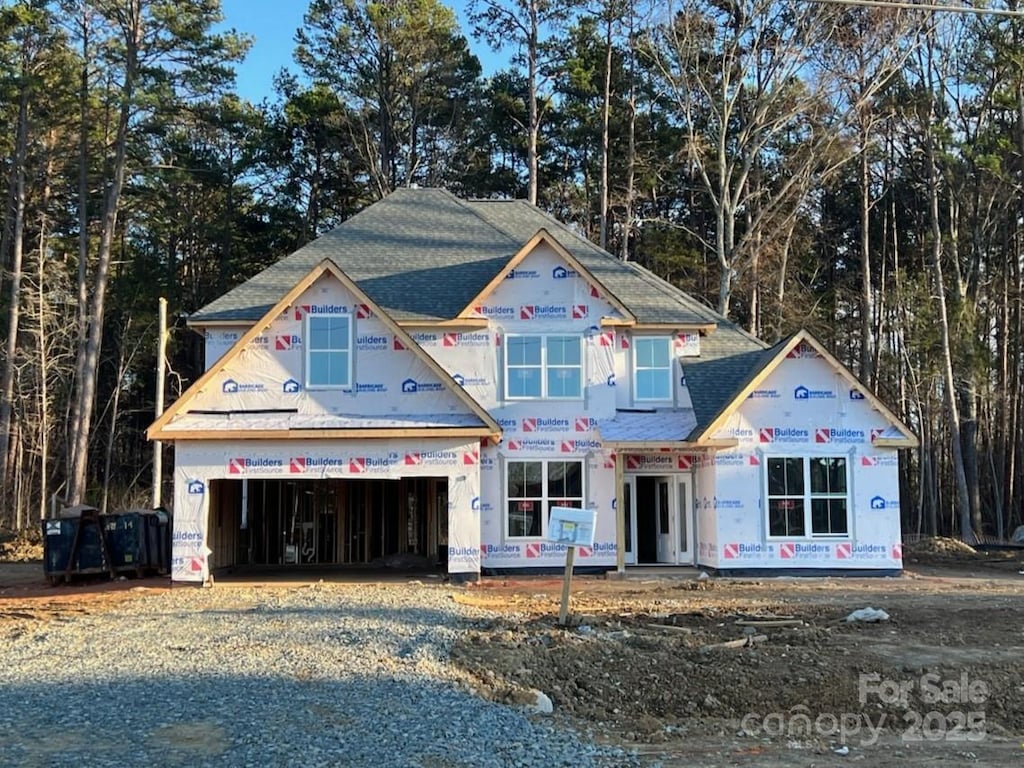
(559, 546, 576, 625)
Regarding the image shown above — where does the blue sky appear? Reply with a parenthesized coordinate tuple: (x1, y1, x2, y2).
(218, 0, 506, 103)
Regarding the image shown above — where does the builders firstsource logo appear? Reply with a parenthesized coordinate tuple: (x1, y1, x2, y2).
(815, 427, 866, 444)
(505, 438, 558, 452)
(481, 543, 522, 561)
(347, 455, 400, 473)
(552, 265, 578, 279)
(403, 451, 459, 466)
(474, 304, 516, 319)
(294, 303, 349, 320)
(275, 335, 301, 351)
(288, 456, 346, 473)
(444, 332, 491, 347)
(227, 457, 284, 475)
(519, 305, 568, 320)
(722, 542, 774, 560)
(560, 439, 602, 453)
(836, 542, 889, 560)
(777, 542, 832, 560)
(860, 455, 898, 468)
(759, 427, 809, 444)
(187, 479, 205, 495)
(522, 417, 570, 433)
(356, 334, 389, 351)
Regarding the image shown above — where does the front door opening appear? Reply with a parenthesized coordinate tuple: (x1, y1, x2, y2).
(627, 474, 695, 566)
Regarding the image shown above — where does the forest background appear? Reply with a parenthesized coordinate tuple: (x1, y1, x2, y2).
(0, 0, 1019, 544)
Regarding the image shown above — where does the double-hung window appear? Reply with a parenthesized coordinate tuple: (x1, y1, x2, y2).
(306, 314, 352, 389)
(634, 337, 672, 401)
(766, 456, 849, 538)
(507, 459, 584, 538)
(505, 335, 582, 399)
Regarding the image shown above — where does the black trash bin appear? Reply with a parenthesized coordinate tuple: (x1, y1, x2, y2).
(42, 516, 108, 581)
(105, 509, 172, 575)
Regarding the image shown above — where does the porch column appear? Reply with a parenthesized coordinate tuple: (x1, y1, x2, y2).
(615, 450, 625, 574)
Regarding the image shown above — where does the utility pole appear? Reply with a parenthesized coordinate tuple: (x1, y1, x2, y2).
(152, 297, 167, 509)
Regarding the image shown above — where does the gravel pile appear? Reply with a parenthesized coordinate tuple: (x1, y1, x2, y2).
(0, 582, 639, 767)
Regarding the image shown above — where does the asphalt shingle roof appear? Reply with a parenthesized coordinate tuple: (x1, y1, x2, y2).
(192, 188, 733, 327)
(681, 335, 783, 440)
(193, 189, 517, 323)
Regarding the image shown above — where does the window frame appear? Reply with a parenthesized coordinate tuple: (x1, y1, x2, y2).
(764, 455, 850, 539)
(632, 336, 674, 402)
(505, 458, 585, 539)
(503, 334, 584, 401)
(304, 312, 353, 390)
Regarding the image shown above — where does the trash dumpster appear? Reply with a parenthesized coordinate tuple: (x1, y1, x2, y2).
(104, 509, 172, 576)
(43, 513, 110, 583)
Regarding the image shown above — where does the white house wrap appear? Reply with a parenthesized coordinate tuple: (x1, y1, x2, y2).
(150, 189, 916, 582)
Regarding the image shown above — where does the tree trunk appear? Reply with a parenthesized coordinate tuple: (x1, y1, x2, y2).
(0, 84, 30, 515)
(526, 0, 540, 205)
(67, 0, 140, 504)
(619, 2, 636, 261)
(599, 12, 612, 250)
(924, 131, 974, 543)
(69, 8, 92, 487)
(858, 122, 874, 386)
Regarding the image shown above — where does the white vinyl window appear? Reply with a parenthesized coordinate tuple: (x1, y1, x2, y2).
(634, 337, 672, 401)
(765, 456, 849, 538)
(505, 335, 583, 399)
(506, 459, 584, 538)
(305, 314, 352, 389)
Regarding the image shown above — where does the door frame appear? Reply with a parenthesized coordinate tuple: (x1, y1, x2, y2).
(676, 474, 695, 565)
(655, 476, 674, 563)
(618, 475, 634, 565)
(623, 472, 696, 565)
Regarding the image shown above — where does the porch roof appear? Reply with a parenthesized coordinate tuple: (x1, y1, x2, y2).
(597, 410, 699, 444)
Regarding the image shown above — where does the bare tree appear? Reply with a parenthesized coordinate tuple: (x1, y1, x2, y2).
(647, 0, 918, 318)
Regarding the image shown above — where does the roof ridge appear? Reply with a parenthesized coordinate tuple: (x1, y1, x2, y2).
(510, 200, 620, 261)
(445, 193, 525, 248)
(622, 262, 720, 322)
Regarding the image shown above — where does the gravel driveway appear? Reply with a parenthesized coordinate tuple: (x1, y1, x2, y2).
(0, 582, 638, 767)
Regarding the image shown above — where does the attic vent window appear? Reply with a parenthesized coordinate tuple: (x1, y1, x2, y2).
(306, 314, 352, 389)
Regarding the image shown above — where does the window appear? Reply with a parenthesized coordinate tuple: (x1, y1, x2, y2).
(766, 456, 848, 538)
(507, 459, 584, 538)
(505, 335, 582, 399)
(306, 314, 352, 388)
(634, 337, 672, 401)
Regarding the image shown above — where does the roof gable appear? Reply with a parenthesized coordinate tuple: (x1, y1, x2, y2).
(458, 229, 635, 324)
(687, 330, 917, 447)
(150, 259, 501, 441)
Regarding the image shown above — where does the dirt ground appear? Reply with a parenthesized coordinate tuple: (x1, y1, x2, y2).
(3, 538, 1024, 766)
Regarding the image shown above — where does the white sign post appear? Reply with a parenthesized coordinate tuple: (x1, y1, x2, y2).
(548, 506, 596, 625)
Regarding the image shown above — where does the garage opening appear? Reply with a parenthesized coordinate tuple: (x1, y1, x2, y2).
(206, 477, 448, 570)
